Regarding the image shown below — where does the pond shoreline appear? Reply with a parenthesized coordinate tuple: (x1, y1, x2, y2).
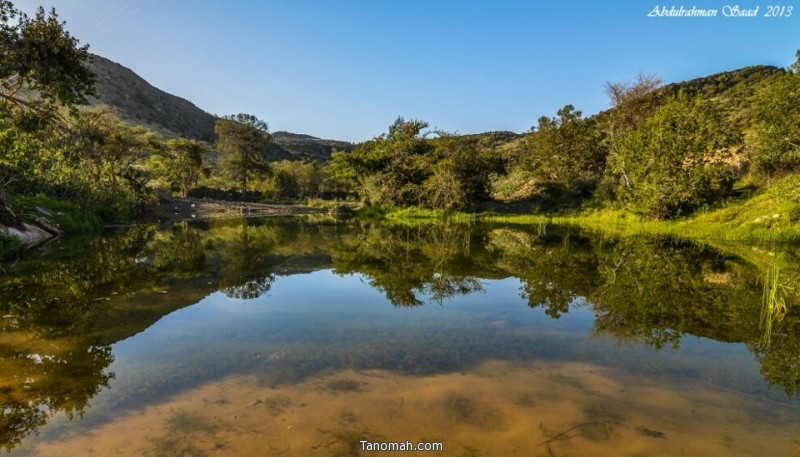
(154, 193, 329, 220)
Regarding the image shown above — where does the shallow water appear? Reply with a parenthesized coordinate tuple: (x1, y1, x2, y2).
(2, 218, 799, 455)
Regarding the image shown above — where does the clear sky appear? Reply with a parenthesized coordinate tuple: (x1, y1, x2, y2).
(14, 0, 800, 141)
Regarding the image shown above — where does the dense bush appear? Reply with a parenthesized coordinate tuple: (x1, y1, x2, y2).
(605, 92, 739, 219)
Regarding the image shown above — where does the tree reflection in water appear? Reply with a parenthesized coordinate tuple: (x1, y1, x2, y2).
(1, 218, 799, 451)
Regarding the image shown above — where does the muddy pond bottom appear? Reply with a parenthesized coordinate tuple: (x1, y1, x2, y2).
(29, 360, 798, 456)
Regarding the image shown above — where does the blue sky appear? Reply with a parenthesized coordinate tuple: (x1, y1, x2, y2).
(15, 0, 800, 141)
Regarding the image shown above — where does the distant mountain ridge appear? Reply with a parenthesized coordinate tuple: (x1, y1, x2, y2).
(86, 54, 353, 159)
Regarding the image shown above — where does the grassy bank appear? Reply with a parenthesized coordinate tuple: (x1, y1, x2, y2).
(11, 195, 103, 234)
(0, 195, 103, 260)
(361, 174, 800, 246)
(550, 175, 800, 245)
(0, 233, 22, 259)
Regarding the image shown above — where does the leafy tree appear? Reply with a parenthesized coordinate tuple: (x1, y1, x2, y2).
(214, 113, 270, 193)
(751, 70, 800, 178)
(332, 117, 433, 206)
(0, 1, 93, 226)
(522, 105, 606, 195)
(424, 133, 498, 209)
(149, 138, 210, 197)
(0, 2, 94, 114)
(261, 166, 298, 201)
(259, 160, 332, 201)
(606, 91, 737, 219)
(68, 106, 156, 188)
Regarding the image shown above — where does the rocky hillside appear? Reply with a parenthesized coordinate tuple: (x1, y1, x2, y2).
(87, 55, 217, 142)
(270, 131, 354, 160)
(86, 55, 352, 159)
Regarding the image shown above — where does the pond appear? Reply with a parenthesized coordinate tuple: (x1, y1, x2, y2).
(1, 218, 799, 456)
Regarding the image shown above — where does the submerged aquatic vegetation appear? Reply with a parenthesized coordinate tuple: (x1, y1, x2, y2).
(318, 427, 383, 457)
(324, 377, 363, 393)
(146, 410, 224, 457)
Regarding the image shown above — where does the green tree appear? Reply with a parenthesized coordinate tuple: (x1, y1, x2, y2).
(751, 70, 800, 178)
(68, 106, 156, 189)
(424, 133, 498, 209)
(261, 166, 298, 201)
(332, 117, 433, 206)
(606, 92, 736, 219)
(0, 2, 94, 113)
(149, 138, 210, 197)
(214, 113, 271, 193)
(523, 105, 606, 195)
(0, 1, 94, 226)
(259, 160, 330, 201)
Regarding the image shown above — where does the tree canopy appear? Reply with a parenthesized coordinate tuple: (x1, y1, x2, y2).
(0, 2, 94, 113)
(606, 91, 736, 218)
(214, 113, 271, 193)
(523, 104, 606, 195)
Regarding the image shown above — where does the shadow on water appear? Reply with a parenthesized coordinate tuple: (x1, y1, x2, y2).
(1, 217, 799, 451)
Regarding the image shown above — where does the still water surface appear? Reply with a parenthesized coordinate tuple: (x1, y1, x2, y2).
(1, 218, 799, 456)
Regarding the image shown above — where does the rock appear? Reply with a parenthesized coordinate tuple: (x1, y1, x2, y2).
(0, 222, 57, 247)
(32, 216, 62, 235)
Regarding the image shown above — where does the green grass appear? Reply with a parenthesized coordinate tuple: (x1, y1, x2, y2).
(10, 194, 103, 234)
(356, 205, 482, 225)
(0, 233, 22, 260)
(314, 175, 800, 247)
(547, 174, 800, 245)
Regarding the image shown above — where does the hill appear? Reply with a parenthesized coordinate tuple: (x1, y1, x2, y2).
(270, 131, 354, 160)
(86, 55, 218, 142)
(86, 55, 353, 159)
(663, 65, 785, 132)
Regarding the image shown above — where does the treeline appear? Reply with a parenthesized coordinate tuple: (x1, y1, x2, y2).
(2, 0, 800, 231)
(0, 2, 340, 229)
(333, 59, 800, 219)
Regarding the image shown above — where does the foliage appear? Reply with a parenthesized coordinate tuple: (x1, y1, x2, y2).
(258, 160, 342, 201)
(214, 113, 271, 193)
(332, 117, 434, 206)
(10, 193, 101, 233)
(59, 105, 157, 218)
(0, 2, 94, 114)
(149, 138, 211, 197)
(1, 105, 158, 220)
(751, 71, 800, 178)
(333, 118, 500, 209)
(0, 231, 20, 258)
(605, 91, 738, 219)
(0, 1, 99, 232)
(424, 133, 502, 210)
(521, 104, 606, 197)
(545, 174, 800, 245)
